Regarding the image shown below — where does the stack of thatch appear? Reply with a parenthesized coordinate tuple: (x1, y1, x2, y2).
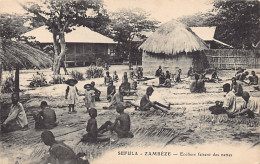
(139, 20, 208, 55)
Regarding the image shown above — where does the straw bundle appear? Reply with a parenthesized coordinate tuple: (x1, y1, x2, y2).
(139, 20, 208, 56)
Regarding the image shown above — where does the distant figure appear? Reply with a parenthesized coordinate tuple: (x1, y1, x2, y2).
(187, 67, 194, 77)
(175, 69, 182, 82)
(230, 92, 259, 118)
(155, 66, 162, 77)
(165, 70, 171, 79)
(231, 77, 243, 96)
(113, 71, 119, 82)
(90, 81, 101, 101)
(104, 63, 109, 71)
(137, 67, 143, 79)
(120, 78, 131, 96)
(41, 131, 89, 164)
(163, 78, 172, 88)
(122, 72, 128, 82)
(190, 74, 206, 93)
(140, 87, 169, 113)
(65, 79, 79, 113)
(130, 68, 136, 79)
(159, 72, 166, 85)
(33, 101, 58, 129)
(249, 71, 258, 85)
(81, 108, 110, 143)
(104, 71, 112, 86)
(1, 93, 28, 133)
(107, 81, 116, 102)
(239, 71, 249, 82)
(235, 67, 244, 76)
(210, 67, 221, 82)
(84, 84, 95, 111)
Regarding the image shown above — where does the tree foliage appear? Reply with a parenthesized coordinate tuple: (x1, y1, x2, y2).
(110, 8, 160, 60)
(21, 0, 106, 74)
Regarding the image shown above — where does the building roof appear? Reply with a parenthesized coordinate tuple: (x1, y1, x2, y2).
(139, 20, 208, 56)
(23, 26, 116, 44)
(190, 27, 233, 48)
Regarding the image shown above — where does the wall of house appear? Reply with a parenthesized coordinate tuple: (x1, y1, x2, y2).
(142, 52, 194, 76)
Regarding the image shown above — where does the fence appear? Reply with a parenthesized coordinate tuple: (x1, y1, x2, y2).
(205, 49, 260, 70)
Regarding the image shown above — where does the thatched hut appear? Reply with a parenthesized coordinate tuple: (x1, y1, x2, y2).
(0, 38, 53, 94)
(139, 20, 209, 75)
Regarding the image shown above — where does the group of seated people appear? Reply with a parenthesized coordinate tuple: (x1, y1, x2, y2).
(155, 66, 182, 87)
(235, 68, 258, 85)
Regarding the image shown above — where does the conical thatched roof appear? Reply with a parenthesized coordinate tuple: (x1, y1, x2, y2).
(0, 40, 52, 69)
(139, 20, 208, 55)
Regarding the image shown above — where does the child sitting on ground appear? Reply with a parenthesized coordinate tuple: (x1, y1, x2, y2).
(113, 71, 119, 82)
(81, 108, 110, 143)
(107, 81, 116, 102)
(33, 101, 58, 129)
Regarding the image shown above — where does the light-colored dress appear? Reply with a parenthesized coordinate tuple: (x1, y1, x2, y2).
(223, 91, 236, 113)
(85, 90, 95, 109)
(67, 86, 78, 105)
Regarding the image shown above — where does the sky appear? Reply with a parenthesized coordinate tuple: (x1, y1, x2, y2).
(0, 0, 214, 23)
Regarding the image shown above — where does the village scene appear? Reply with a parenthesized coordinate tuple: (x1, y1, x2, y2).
(0, 0, 259, 163)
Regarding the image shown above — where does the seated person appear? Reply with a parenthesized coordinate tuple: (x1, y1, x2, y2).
(209, 83, 236, 115)
(113, 71, 119, 82)
(208, 67, 221, 82)
(122, 72, 128, 82)
(137, 67, 143, 79)
(1, 93, 28, 132)
(33, 101, 58, 129)
(140, 87, 169, 113)
(175, 69, 182, 82)
(130, 79, 138, 90)
(100, 104, 134, 138)
(238, 71, 249, 82)
(231, 77, 243, 96)
(229, 92, 259, 118)
(109, 86, 124, 109)
(107, 81, 116, 102)
(165, 71, 171, 79)
(187, 67, 194, 77)
(41, 131, 89, 164)
(130, 68, 136, 79)
(249, 71, 258, 85)
(104, 71, 112, 86)
(155, 66, 162, 77)
(90, 81, 101, 101)
(81, 108, 110, 143)
(235, 67, 245, 76)
(159, 72, 166, 85)
(190, 74, 206, 93)
(120, 78, 131, 96)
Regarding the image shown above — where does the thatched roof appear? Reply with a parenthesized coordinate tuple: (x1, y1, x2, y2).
(0, 40, 53, 69)
(139, 20, 208, 55)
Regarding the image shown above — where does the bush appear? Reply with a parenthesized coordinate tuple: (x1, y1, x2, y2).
(86, 66, 104, 79)
(50, 75, 65, 84)
(71, 70, 84, 81)
(1, 76, 15, 93)
(29, 72, 48, 87)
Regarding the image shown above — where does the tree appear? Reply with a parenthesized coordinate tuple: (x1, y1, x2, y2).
(20, 0, 106, 74)
(177, 12, 216, 27)
(110, 8, 160, 63)
(212, 0, 260, 49)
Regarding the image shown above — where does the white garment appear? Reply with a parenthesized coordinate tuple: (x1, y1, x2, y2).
(223, 91, 236, 113)
(67, 86, 78, 104)
(240, 97, 260, 115)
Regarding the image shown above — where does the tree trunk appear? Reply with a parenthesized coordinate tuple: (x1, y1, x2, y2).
(0, 36, 3, 99)
(15, 67, 19, 94)
(53, 33, 66, 75)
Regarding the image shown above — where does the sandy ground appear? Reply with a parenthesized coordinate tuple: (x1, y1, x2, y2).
(0, 65, 260, 164)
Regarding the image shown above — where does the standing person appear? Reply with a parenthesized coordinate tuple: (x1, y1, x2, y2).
(104, 71, 112, 86)
(175, 69, 182, 82)
(90, 81, 101, 101)
(122, 72, 128, 82)
(107, 81, 116, 102)
(41, 131, 89, 164)
(230, 92, 259, 118)
(84, 84, 95, 112)
(249, 71, 258, 85)
(113, 71, 119, 82)
(155, 66, 162, 77)
(231, 77, 243, 96)
(137, 67, 143, 79)
(33, 101, 58, 129)
(65, 79, 79, 113)
(140, 87, 169, 113)
(1, 93, 28, 132)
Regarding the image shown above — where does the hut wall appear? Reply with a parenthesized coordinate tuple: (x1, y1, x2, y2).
(142, 52, 193, 76)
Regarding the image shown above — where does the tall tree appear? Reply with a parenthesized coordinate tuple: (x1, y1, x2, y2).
(20, 0, 106, 74)
(213, 0, 260, 49)
(110, 8, 160, 63)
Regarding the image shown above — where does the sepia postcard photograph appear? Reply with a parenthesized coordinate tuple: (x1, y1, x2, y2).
(0, 0, 259, 163)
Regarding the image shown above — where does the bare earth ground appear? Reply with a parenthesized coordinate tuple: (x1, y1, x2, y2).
(0, 65, 260, 164)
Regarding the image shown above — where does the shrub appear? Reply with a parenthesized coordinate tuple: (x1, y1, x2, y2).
(1, 76, 15, 93)
(29, 72, 48, 87)
(86, 67, 104, 79)
(71, 70, 84, 81)
(50, 75, 65, 84)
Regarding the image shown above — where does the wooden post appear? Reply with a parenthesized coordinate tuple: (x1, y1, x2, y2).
(15, 66, 19, 94)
